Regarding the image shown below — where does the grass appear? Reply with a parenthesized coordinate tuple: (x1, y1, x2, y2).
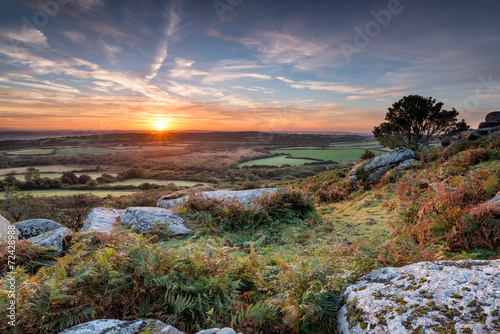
(113, 179, 207, 187)
(0, 189, 140, 198)
(238, 155, 318, 167)
(270, 148, 367, 162)
(4, 148, 55, 155)
(318, 185, 396, 243)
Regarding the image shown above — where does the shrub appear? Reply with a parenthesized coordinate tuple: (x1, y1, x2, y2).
(181, 189, 317, 232)
(359, 149, 376, 160)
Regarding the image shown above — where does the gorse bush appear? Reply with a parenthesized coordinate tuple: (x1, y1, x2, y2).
(180, 189, 317, 232)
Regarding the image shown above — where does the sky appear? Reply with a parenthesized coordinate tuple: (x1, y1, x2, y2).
(0, 0, 499, 132)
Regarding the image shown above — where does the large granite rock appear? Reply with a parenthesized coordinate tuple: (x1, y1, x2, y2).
(27, 227, 72, 255)
(15, 219, 62, 240)
(485, 111, 500, 122)
(58, 319, 184, 334)
(349, 149, 416, 184)
(120, 207, 192, 235)
(158, 188, 278, 209)
(57, 319, 241, 334)
(337, 260, 500, 333)
(80, 208, 123, 233)
(479, 120, 500, 129)
(0, 214, 19, 241)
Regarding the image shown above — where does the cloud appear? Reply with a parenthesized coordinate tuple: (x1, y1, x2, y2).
(276, 76, 294, 84)
(209, 29, 343, 70)
(146, 0, 184, 81)
(1, 27, 48, 48)
(75, 0, 106, 12)
(62, 31, 87, 44)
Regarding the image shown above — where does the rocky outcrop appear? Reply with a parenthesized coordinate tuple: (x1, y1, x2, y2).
(120, 207, 192, 235)
(349, 149, 416, 184)
(27, 227, 72, 255)
(157, 188, 278, 209)
(80, 208, 123, 233)
(57, 319, 242, 334)
(440, 113, 500, 149)
(337, 260, 500, 333)
(58, 319, 184, 334)
(485, 111, 500, 122)
(14, 219, 62, 239)
(0, 214, 19, 241)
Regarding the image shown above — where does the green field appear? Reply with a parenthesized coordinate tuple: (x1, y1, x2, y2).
(0, 189, 140, 198)
(4, 148, 55, 155)
(113, 179, 206, 187)
(0, 165, 94, 176)
(329, 140, 389, 152)
(270, 148, 367, 162)
(239, 155, 318, 167)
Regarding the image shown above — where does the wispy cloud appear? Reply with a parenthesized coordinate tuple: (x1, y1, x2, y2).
(1, 27, 48, 48)
(146, 0, 184, 81)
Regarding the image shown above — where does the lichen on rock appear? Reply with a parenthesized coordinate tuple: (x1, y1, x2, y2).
(337, 260, 500, 333)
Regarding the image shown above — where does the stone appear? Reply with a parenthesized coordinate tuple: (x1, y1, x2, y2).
(461, 130, 483, 141)
(0, 214, 19, 241)
(158, 188, 279, 209)
(477, 127, 497, 135)
(349, 149, 415, 184)
(337, 259, 500, 333)
(485, 111, 500, 122)
(479, 120, 500, 129)
(80, 208, 124, 233)
(487, 193, 500, 205)
(440, 135, 451, 147)
(14, 219, 62, 240)
(195, 329, 240, 334)
(27, 227, 72, 255)
(120, 207, 192, 235)
(489, 131, 500, 141)
(395, 159, 420, 170)
(58, 319, 184, 334)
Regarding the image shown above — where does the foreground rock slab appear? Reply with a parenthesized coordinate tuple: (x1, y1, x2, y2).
(120, 207, 192, 235)
(58, 319, 242, 334)
(27, 227, 72, 255)
(337, 259, 500, 333)
(80, 208, 124, 233)
(158, 188, 278, 209)
(0, 214, 19, 241)
(15, 219, 62, 239)
(58, 319, 184, 334)
(349, 149, 415, 184)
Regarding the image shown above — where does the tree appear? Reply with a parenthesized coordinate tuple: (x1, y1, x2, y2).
(24, 167, 40, 181)
(373, 95, 469, 151)
(360, 149, 376, 160)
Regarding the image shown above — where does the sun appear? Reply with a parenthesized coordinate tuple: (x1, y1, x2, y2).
(155, 121, 167, 131)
